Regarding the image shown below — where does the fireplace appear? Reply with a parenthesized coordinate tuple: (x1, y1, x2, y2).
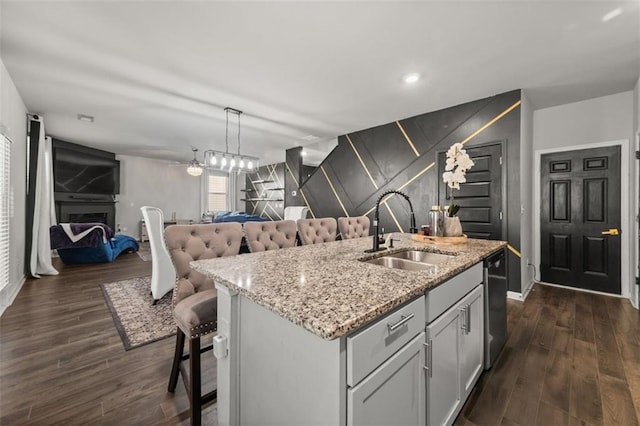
(56, 196, 116, 231)
(67, 212, 109, 224)
(51, 140, 119, 232)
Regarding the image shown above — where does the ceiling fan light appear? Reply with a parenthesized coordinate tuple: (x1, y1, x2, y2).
(187, 164, 203, 176)
(186, 148, 203, 176)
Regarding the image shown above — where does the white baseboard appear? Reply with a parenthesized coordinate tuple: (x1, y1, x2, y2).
(507, 291, 523, 301)
(537, 281, 628, 299)
(0, 275, 27, 317)
(522, 280, 535, 300)
(507, 279, 536, 302)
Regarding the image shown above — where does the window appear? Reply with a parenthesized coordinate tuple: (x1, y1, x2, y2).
(0, 134, 11, 292)
(207, 174, 228, 212)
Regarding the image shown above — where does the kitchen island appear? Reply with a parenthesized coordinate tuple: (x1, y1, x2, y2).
(192, 233, 506, 426)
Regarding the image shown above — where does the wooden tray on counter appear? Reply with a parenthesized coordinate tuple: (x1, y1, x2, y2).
(411, 234, 468, 245)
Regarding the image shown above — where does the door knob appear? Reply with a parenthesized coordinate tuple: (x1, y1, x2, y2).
(601, 228, 620, 236)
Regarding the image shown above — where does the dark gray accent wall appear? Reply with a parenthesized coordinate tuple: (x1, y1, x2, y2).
(285, 147, 305, 208)
(299, 90, 523, 291)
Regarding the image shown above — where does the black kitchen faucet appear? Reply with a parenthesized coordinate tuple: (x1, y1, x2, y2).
(365, 189, 418, 253)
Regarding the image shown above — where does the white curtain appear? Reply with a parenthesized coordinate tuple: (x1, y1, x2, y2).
(227, 172, 238, 212)
(29, 118, 58, 277)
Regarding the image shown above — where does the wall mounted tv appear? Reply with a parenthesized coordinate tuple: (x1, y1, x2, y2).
(53, 147, 120, 195)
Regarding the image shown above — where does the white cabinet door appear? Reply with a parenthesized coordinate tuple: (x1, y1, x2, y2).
(459, 285, 484, 399)
(348, 332, 426, 426)
(426, 304, 460, 426)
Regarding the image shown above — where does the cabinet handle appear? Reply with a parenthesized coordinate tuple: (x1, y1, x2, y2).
(459, 306, 467, 332)
(423, 339, 433, 378)
(466, 304, 471, 334)
(387, 313, 414, 332)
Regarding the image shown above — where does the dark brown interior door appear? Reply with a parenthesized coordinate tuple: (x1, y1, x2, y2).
(438, 143, 502, 240)
(540, 146, 621, 294)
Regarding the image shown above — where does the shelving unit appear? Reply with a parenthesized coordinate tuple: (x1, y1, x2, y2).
(244, 179, 283, 202)
(241, 198, 284, 202)
(244, 164, 286, 219)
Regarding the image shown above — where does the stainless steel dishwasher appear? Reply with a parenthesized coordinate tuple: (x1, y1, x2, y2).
(484, 249, 507, 369)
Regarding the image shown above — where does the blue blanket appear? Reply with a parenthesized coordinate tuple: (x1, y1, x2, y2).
(213, 211, 268, 224)
(50, 223, 139, 264)
(50, 223, 114, 249)
(56, 234, 139, 264)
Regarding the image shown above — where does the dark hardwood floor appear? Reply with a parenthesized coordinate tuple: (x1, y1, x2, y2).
(456, 284, 640, 426)
(1, 253, 638, 425)
(0, 253, 216, 425)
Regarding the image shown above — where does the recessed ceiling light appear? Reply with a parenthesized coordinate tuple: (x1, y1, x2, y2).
(403, 73, 420, 84)
(77, 114, 94, 123)
(301, 150, 307, 156)
(602, 7, 622, 22)
(300, 134, 319, 141)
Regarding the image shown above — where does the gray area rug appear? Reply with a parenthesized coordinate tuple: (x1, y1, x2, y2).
(100, 276, 175, 350)
(137, 241, 152, 261)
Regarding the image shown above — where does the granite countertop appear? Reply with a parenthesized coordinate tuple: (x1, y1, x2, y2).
(191, 233, 506, 340)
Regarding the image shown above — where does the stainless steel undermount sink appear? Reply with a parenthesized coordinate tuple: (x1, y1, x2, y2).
(365, 256, 434, 271)
(385, 250, 453, 265)
(362, 249, 455, 271)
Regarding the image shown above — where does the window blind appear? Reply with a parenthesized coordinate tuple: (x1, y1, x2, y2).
(0, 134, 11, 292)
(207, 174, 228, 212)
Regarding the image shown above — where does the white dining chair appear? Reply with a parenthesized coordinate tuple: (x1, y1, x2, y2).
(284, 206, 309, 221)
(140, 206, 176, 304)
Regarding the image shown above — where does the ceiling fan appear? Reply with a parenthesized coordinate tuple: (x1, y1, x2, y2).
(168, 147, 204, 176)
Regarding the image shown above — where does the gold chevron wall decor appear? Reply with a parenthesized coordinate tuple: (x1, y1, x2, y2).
(298, 89, 523, 291)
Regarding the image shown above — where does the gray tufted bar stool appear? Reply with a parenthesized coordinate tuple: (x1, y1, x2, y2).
(338, 216, 371, 239)
(164, 222, 242, 426)
(296, 217, 338, 245)
(244, 220, 297, 252)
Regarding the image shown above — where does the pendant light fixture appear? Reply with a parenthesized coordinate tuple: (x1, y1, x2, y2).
(186, 147, 203, 176)
(204, 107, 259, 173)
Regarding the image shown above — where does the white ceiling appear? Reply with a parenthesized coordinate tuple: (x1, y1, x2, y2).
(1, 1, 638, 165)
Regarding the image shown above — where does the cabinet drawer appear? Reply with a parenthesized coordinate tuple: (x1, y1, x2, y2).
(425, 262, 483, 323)
(347, 296, 425, 387)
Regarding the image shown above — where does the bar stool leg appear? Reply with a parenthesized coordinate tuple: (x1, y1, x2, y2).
(190, 336, 202, 426)
(168, 328, 185, 392)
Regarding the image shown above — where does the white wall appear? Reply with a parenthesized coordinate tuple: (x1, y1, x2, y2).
(533, 91, 636, 299)
(519, 91, 534, 295)
(115, 155, 202, 239)
(633, 77, 640, 308)
(533, 91, 634, 150)
(0, 58, 28, 315)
